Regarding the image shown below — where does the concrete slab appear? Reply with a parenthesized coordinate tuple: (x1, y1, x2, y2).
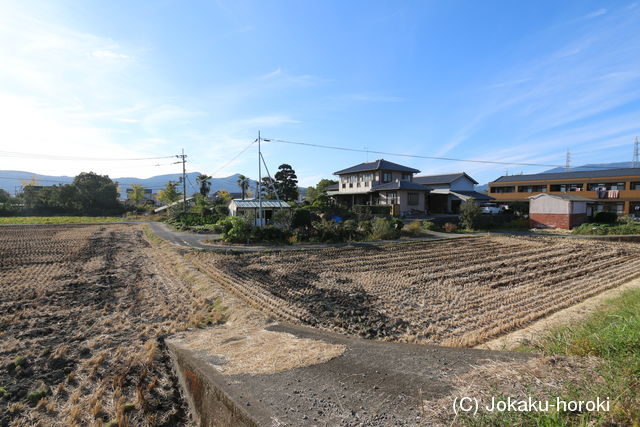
(167, 322, 531, 426)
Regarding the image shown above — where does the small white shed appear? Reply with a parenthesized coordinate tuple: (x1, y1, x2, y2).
(529, 193, 590, 229)
(228, 199, 291, 225)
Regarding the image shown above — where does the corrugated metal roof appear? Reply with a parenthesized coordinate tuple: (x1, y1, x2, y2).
(493, 168, 640, 183)
(334, 159, 420, 175)
(450, 190, 493, 200)
(529, 193, 591, 202)
(413, 172, 479, 185)
(230, 200, 291, 208)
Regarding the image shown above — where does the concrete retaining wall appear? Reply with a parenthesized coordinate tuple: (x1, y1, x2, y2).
(166, 340, 272, 427)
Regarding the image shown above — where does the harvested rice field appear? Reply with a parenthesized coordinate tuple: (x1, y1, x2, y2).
(0, 224, 220, 426)
(187, 235, 640, 346)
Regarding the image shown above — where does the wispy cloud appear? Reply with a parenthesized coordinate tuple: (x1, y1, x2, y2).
(436, 4, 640, 160)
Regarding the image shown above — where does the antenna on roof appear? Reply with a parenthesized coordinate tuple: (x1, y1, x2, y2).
(565, 149, 572, 172)
(633, 136, 639, 168)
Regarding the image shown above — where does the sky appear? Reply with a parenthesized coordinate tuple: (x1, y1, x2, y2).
(1, 0, 640, 186)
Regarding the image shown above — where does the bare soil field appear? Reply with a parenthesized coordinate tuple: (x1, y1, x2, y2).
(187, 235, 640, 346)
(0, 224, 218, 426)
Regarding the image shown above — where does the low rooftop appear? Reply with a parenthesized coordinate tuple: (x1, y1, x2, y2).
(334, 159, 420, 175)
(492, 167, 640, 183)
(413, 172, 478, 185)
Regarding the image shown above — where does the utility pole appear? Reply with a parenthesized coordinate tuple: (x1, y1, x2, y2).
(633, 136, 639, 168)
(565, 149, 571, 172)
(178, 148, 187, 213)
(257, 131, 262, 227)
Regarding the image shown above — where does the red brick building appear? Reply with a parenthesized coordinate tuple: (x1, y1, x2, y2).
(529, 193, 590, 229)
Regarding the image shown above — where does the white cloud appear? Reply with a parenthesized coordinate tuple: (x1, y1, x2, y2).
(91, 49, 130, 60)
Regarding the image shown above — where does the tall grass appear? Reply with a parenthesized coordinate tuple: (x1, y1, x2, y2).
(517, 288, 640, 425)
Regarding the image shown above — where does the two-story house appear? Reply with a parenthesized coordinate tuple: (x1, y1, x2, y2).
(326, 159, 429, 215)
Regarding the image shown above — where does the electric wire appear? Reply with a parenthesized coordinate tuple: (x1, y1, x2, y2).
(263, 138, 623, 170)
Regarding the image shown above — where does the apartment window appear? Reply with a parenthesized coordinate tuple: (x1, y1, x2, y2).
(382, 172, 393, 183)
(632, 182, 640, 190)
(356, 182, 361, 188)
(341, 183, 346, 189)
(550, 183, 582, 192)
(518, 185, 546, 193)
(587, 182, 625, 191)
(349, 183, 353, 188)
(408, 192, 419, 206)
(490, 186, 515, 193)
(386, 191, 397, 204)
(594, 202, 624, 214)
(401, 173, 412, 181)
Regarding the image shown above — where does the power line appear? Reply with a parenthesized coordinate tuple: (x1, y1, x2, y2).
(263, 137, 624, 170)
(0, 150, 176, 162)
(209, 138, 257, 177)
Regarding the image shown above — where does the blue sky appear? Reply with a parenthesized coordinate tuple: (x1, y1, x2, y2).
(1, 1, 640, 186)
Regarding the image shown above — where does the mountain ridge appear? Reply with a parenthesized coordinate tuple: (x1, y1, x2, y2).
(0, 170, 257, 199)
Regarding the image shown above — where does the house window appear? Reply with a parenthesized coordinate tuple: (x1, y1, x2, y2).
(490, 186, 515, 193)
(402, 173, 412, 181)
(632, 182, 640, 190)
(382, 172, 393, 183)
(356, 182, 361, 187)
(342, 183, 346, 189)
(386, 192, 397, 204)
(408, 192, 419, 205)
(349, 183, 353, 188)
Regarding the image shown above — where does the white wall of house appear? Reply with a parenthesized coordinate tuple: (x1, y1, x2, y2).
(338, 170, 414, 194)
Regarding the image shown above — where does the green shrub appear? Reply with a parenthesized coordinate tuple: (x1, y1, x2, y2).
(594, 211, 617, 224)
(404, 220, 425, 236)
(370, 217, 401, 240)
(291, 208, 317, 229)
(459, 199, 481, 230)
(250, 226, 291, 243)
(222, 217, 253, 243)
(353, 204, 392, 217)
(443, 222, 458, 233)
(421, 220, 438, 231)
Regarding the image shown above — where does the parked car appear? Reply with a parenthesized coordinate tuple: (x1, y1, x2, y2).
(481, 203, 502, 214)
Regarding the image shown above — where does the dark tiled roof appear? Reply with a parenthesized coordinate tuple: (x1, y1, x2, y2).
(325, 183, 339, 191)
(334, 159, 420, 175)
(492, 168, 640, 183)
(413, 172, 478, 185)
(372, 180, 430, 191)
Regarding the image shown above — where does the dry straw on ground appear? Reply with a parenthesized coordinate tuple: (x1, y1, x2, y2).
(187, 235, 640, 346)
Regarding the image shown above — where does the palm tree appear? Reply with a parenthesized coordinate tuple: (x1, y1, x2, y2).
(196, 174, 212, 197)
(237, 174, 250, 200)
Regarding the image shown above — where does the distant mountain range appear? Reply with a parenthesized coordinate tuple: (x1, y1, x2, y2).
(0, 170, 258, 199)
(542, 161, 637, 173)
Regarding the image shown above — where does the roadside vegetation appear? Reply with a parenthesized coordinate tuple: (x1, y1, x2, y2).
(573, 214, 640, 235)
(457, 287, 640, 426)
